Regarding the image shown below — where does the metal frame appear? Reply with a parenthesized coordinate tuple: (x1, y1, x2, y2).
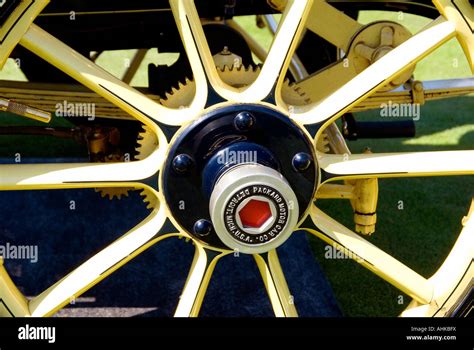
(0, 0, 472, 317)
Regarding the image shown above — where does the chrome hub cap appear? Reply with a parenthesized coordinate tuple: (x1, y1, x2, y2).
(210, 164, 299, 254)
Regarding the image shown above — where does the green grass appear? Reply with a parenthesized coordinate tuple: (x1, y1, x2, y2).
(0, 10, 472, 316)
(0, 113, 87, 158)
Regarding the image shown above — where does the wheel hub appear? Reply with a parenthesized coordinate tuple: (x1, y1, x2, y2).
(162, 103, 318, 253)
(210, 164, 299, 253)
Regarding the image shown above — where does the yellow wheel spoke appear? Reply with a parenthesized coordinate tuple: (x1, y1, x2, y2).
(302, 205, 434, 304)
(174, 244, 229, 317)
(171, 0, 312, 103)
(254, 250, 298, 317)
(20, 24, 194, 127)
(0, 258, 30, 317)
(170, 0, 228, 102)
(290, 18, 456, 125)
(0, 147, 166, 190)
(403, 204, 474, 316)
(319, 150, 474, 182)
(28, 202, 176, 317)
(255, 0, 312, 103)
(169, 0, 209, 119)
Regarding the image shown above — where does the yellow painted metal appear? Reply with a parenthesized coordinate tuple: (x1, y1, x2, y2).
(350, 22, 414, 91)
(349, 78, 474, 112)
(306, 0, 362, 50)
(0, 81, 161, 121)
(0, 0, 49, 68)
(434, 0, 474, 72)
(0, 258, 30, 317)
(261, 14, 310, 81)
(351, 178, 378, 235)
(315, 184, 355, 200)
(172, 0, 312, 103)
(318, 150, 474, 182)
(29, 199, 180, 317)
(19, 24, 200, 127)
(254, 250, 298, 317)
(156, 65, 310, 109)
(303, 205, 434, 304)
(3, 76, 471, 121)
(401, 200, 474, 317)
(266, 250, 298, 317)
(290, 17, 456, 128)
(314, 147, 378, 234)
(0, 25, 172, 191)
(223, 21, 473, 110)
(174, 244, 230, 317)
(0, 165, 165, 191)
(273, 3, 414, 102)
(349, 150, 379, 235)
(297, 61, 357, 106)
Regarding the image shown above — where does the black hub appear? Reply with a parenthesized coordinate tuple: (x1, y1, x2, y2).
(162, 104, 318, 248)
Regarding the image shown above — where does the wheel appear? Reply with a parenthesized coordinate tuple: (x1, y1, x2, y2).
(0, 0, 472, 317)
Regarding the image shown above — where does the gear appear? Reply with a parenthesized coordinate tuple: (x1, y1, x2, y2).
(134, 125, 161, 208)
(95, 154, 134, 200)
(159, 64, 311, 108)
(135, 125, 158, 160)
(95, 187, 131, 200)
(96, 125, 158, 201)
(316, 131, 330, 153)
(139, 188, 158, 210)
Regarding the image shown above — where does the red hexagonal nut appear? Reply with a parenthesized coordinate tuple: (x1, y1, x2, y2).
(238, 199, 272, 228)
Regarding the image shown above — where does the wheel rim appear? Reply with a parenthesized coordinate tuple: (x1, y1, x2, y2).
(0, 0, 472, 317)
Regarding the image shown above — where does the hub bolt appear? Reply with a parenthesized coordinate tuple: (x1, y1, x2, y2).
(292, 152, 313, 172)
(234, 112, 255, 131)
(193, 219, 213, 237)
(172, 154, 194, 174)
